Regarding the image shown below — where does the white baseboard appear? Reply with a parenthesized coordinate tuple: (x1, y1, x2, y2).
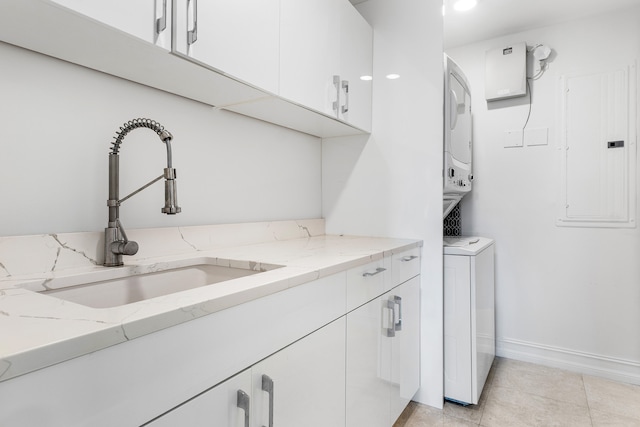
(497, 338, 640, 386)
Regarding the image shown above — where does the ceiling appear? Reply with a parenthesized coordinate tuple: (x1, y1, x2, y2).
(350, 0, 640, 49)
(444, 0, 640, 48)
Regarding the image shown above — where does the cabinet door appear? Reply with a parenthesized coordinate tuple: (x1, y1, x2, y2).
(346, 296, 392, 427)
(389, 277, 421, 422)
(338, 1, 373, 131)
(252, 318, 346, 427)
(146, 369, 252, 427)
(174, 0, 280, 94)
(444, 254, 473, 403)
(49, 0, 171, 49)
(279, 0, 341, 117)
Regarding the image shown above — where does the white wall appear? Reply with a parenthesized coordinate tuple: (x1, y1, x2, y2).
(322, 0, 444, 407)
(3, 1, 449, 407)
(447, 6, 640, 383)
(0, 41, 321, 237)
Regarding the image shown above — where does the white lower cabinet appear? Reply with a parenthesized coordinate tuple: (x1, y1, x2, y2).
(346, 294, 392, 427)
(147, 369, 252, 427)
(346, 275, 421, 427)
(389, 276, 421, 421)
(147, 318, 346, 427)
(252, 318, 346, 427)
(0, 250, 420, 427)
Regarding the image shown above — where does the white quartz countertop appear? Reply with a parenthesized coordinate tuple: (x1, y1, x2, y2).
(0, 231, 421, 383)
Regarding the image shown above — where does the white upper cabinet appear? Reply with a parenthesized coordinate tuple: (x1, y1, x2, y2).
(338, 1, 373, 131)
(279, 0, 342, 117)
(50, 0, 171, 49)
(0, 0, 371, 137)
(173, 0, 280, 94)
(279, 0, 372, 131)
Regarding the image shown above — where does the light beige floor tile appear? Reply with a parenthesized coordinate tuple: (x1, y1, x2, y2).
(484, 357, 499, 388)
(584, 375, 640, 422)
(396, 403, 444, 427)
(481, 385, 592, 427)
(444, 414, 480, 426)
(394, 401, 421, 426)
(396, 402, 482, 427)
(444, 400, 484, 424)
(591, 409, 640, 427)
(491, 358, 588, 407)
(395, 362, 640, 427)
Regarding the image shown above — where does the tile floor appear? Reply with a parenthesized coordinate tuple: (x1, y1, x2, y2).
(394, 357, 640, 427)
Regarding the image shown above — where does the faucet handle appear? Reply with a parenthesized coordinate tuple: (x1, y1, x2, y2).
(112, 219, 139, 256)
(111, 240, 139, 256)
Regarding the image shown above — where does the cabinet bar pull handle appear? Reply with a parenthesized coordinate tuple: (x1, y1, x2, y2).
(237, 389, 250, 427)
(341, 80, 349, 114)
(262, 374, 274, 427)
(401, 255, 418, 262)
(156, 0, 167, 34)
(332, 75, 340, 115)
(362, 267, 386, 277)
(187, 0, 198, 45)
(393, 295, 403, 331)
(385, 299, 396, 337)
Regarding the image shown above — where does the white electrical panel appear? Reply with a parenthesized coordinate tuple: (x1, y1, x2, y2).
(558, 65, 636, 228)
(485, 42, 527, 101)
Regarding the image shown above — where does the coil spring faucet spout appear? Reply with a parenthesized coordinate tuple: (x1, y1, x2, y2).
(104, 118, 181, 267)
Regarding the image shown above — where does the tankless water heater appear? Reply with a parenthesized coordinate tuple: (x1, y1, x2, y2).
(485, 41, 527, 101)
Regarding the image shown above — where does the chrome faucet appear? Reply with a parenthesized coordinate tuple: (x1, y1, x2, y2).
(104, 118, 181, 267)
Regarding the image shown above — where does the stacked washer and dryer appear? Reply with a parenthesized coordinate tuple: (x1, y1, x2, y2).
(443, 55, 495, 406)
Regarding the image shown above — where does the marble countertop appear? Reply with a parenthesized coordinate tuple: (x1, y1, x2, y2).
(0, 225, 421, 383)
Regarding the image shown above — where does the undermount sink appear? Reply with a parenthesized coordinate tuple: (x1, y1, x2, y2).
(19, 258, 282, 309)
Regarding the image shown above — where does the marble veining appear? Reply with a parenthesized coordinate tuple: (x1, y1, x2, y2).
(177, 228, 199, 251)
(50, 233, 100, 266)
(0, 219, 421, 383)
(0, 262, 9, 278)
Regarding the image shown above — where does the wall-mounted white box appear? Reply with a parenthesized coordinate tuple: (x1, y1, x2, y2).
(525, 128, 548, 146)
(504, 129, 523, 147)
(485, 42, 527, 102)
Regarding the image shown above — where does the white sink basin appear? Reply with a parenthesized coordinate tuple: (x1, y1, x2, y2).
(20, 258, 282, 309)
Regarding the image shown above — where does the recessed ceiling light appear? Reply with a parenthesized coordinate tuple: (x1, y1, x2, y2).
(386, 74, 400, 80)
(360, 75, 373, 81)
(453, 0, 477, 12)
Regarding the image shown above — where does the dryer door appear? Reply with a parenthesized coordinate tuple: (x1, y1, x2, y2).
(449, 74, 472, 166)
(444, 55, 473, 199)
